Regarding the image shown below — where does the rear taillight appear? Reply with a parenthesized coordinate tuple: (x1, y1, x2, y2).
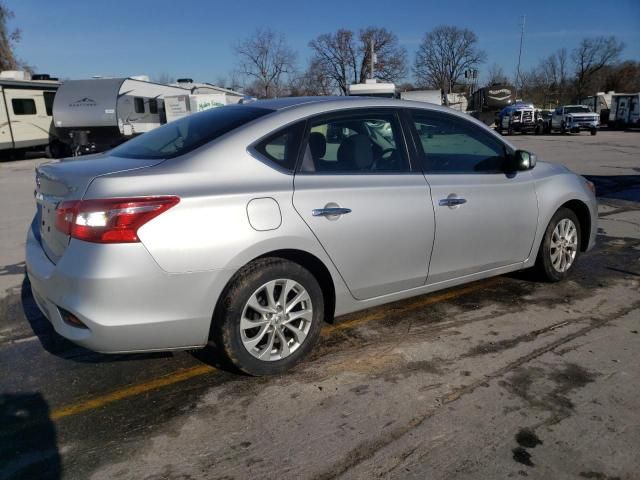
(55, 196, 179, 243)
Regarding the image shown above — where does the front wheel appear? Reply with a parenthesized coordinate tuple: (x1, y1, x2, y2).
(590, 128, 597, 136)
(534, 208, 581, 282)
(210, 258, 324, 376)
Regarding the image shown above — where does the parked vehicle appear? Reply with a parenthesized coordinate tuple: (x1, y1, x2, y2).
(164, 93, 228, 123)
(468, 84, 516, 126)
(0, 71, 60, 159)
(608, 93, 640, 129)
(496, 103, 538, 135)
(579, 91, 615, 125)
(27, 97, 597, 375)
(52, 76, 188, 155)
(550, 105, 600, 135)
(349, 79, 398, 98)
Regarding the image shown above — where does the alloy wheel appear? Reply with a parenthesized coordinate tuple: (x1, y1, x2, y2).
(550, 218, 578, 272)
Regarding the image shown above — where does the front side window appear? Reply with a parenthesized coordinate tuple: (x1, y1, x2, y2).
(111, 105, 273, 159)
(410, 110, 507, 174)
(134, 97, 145, 114)
(254, 122, 305, 172)
(299, 111, 409, 173)
(12, 98, 37, 115)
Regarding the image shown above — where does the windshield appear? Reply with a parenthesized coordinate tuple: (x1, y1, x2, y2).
(111, 105, 273, 159)
(565, 106, 591, 114)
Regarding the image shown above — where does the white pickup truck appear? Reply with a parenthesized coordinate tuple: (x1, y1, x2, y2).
(551, 105, 600, 135)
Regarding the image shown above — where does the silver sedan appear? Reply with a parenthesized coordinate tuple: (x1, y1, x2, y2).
(26, 97, 597, 375)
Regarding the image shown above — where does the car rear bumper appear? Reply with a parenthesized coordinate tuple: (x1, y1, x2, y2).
(25, 222, 231, 353)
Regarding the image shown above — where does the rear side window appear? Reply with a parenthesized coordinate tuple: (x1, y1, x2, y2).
(134, 97, 145, 114)
(12, 98, 37, 115)
(410, 110, 506, 174)
(299, 111, 410, 173)
(43, 91, 55, 116)
(253, 122, 305, 172)
(111, 105, 273, 159)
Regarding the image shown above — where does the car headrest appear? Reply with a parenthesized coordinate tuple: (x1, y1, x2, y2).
(308, 132, 326, 159)
(337, 134, 373, 170)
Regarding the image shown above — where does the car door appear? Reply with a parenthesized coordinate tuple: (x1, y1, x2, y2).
(292, 109, 435, 300)
(406, 109, 538, 285)
(551, 107, 563, 128)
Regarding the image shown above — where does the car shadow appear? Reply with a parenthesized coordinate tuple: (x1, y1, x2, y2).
(20, 275, 172, 364)
(0, 392, 61, 480)
(583, 174, 640, 203)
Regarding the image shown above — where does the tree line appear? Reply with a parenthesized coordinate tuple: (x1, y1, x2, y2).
(2, 1, 637, 107)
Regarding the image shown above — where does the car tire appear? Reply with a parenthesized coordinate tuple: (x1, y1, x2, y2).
(561, 122, 567, 134)
(210, 258, 324, 376)
(590, 128, 597, 136)
(534, 207, 582, 282)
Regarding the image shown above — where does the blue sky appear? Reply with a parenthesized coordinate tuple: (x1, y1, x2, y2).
(9, 0, 640, 85)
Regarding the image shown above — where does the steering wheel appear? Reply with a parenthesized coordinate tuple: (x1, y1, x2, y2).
(371, 148, 398, 171)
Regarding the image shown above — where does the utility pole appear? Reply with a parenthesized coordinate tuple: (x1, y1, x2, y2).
(370, 38, 375, 80)
(515, 14, 526, 100)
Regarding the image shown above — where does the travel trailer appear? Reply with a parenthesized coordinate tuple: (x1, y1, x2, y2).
(609, 93, 640, 129)
(468, 84, 516, 125)
(164, 80, 244, 123)
(400, 89, 442, 105)
(0, 71, 60, 158)
(52, 76, 188, 155)
(349, 79, 398, 98)
(579, 91, 616, 125)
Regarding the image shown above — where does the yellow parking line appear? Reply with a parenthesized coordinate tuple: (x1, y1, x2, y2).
(51, 365, 216, 421)
(49, 278, 498, 421)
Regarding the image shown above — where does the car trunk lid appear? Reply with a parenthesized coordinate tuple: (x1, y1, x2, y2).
(35, 154, 165, 264)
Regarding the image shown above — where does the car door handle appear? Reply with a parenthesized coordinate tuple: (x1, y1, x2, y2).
(439, 198, 467, 207)
(312, 207, 352, 217)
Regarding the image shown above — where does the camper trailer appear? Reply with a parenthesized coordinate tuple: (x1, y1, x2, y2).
(400, 90, 442, 105)
(609, 93, 640, 129)
(163, 80, 244, 123)
(468, 84, 516, 126)
(52, 76, 188, 155)
(0, 71, 60, 159)
(349, 80, 398, 98)
(579, 91, 615, 125)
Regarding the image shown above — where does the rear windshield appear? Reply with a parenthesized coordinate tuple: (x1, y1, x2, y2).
(111, 105, 273, 159)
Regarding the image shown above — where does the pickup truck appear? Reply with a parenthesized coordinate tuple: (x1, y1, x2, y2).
(551, 105, 600, 135)
(496, 103, 539, 135)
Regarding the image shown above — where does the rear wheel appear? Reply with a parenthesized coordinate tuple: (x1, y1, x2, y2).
(210, 258, 324, 376)
(535, 208, 581, 282)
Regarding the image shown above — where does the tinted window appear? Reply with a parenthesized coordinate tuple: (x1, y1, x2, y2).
(134, 97, 145, 114)
(411, 110, 506, 173)
(43, 91, 55, 116)
(111, 105, 273, 159)
(564, 106, 591, 114)
(299, 112, 409, 173)
(254, 122, 304, 172)
(149, 98, 159, 114)
(12, 98, 37, 115)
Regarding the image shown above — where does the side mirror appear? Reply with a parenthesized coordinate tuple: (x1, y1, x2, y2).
(506, 150, 537, 172)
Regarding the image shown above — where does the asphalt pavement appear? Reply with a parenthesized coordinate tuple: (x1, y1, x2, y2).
(0, 130, 639, 480)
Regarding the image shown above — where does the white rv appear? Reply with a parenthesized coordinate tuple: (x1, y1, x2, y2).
(0, 71, 60, 159)
(400, 90, 442, 105)
(609, 93, 640, 129)
(164, 79, 245, 123)
(52, 76, 188, 155)
(349, 79, 398, 98)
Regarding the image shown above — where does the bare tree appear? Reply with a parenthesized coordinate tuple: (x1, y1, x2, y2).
(309, 27, 407, 95)
(573, 36, 624, 98)
(289, 59, 334, 97)
(485, 63, 509, 86)
(0, 2, 30, 71)
(414, 25, 486, 104)
(234, 28, 297, 98)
